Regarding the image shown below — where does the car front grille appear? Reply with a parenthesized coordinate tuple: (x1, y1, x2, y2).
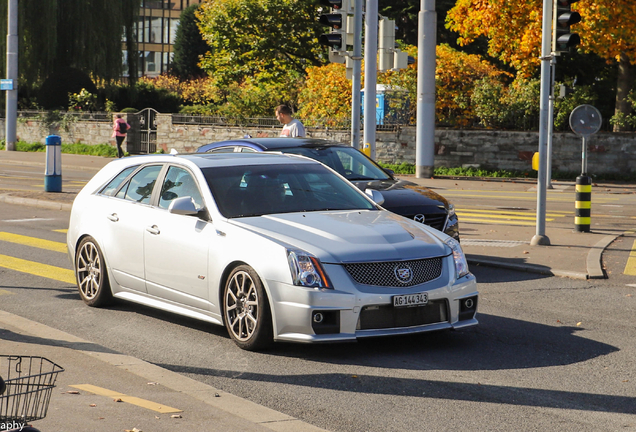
(343, 257, 443, 287)
(357, 300, 448, 330)
(405, 213, 447, 231)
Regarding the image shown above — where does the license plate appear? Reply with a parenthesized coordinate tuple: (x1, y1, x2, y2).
(393, 292, 428, 308)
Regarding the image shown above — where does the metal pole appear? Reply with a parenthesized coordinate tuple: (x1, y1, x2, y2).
(546, 55, 556, 189)
(415, 0, 436, 178)
(363, 0, 378, 159)
(582, 135, 587, 175)
(5, 0, 18, 152)
(350, 0, 363, 150)
(531, 0, 552, 246)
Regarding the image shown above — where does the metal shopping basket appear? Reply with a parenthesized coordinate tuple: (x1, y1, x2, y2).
(0, 356, 64, 423)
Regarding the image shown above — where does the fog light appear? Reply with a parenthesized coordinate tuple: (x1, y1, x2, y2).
(459, 296, 478, 321)
(311, 310, 340, 335)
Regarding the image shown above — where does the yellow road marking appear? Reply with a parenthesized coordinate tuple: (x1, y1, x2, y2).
(624, 240, 636, 276)
(0, 232, 67, 253)
(0, 289, 14, 296)
(444, 192, 618, 203)
(459, 208, 571, 216)
(70, 384, 182, 414)
(459, 218, 538, 226)
(457, 212, 554, 222)
(53, 229, 68, 234)
(0, 254, 75, 284)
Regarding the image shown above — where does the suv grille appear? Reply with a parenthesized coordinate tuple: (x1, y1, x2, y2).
(405, 213, 447, 231)
(343, 257, 443, 287)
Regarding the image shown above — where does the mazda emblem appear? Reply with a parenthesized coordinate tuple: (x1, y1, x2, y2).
(394, 264, 413, 283)
(414, 214, 426, 223)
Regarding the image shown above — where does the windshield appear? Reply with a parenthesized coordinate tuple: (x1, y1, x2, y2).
(202, 163, 377, 218)
(277, 146, 392, 181)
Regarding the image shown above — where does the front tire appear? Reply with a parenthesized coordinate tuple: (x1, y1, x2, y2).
(75, 236, 113, 307)
(223, 265, 273, 351)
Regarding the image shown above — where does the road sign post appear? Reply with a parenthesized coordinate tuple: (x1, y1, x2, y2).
(569, 104, 602, 232)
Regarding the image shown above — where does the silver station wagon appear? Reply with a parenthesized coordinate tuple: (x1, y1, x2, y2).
(67, 152, 478, 350)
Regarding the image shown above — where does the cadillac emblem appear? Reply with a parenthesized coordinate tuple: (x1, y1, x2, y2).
(414, 214, 426, 223)
(394, 264, 413, 283)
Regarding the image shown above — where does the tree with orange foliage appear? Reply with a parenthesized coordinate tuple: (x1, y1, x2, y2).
(447, 0, 636, 130)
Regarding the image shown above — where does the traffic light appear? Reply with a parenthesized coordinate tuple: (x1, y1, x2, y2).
(378, 16, 395, 72)
(553, 0, 581, 54)
(319, 0, 348, 56)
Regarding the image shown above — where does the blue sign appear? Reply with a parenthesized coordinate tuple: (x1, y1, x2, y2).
(0, 79, 14, 91)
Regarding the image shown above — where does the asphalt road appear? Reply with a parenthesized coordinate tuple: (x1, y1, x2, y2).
(0, 202, 634, 431)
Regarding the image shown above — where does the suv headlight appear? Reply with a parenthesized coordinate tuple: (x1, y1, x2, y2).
(447, 203, 456, 217)
(445, 237, 469, 278)
(287, 249, 332, 289)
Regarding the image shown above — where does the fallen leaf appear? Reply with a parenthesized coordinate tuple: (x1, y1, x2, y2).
(64, 390, 80, 394)
(523, 250, 529, 254)
(147, 382, 158, 386)
(627, 294, 633, 297)
(89, 404, 97, 407)
(576, 322, 582, 326)
(114, 398, 123, 402)
(214, 393, 220, 397)
(352, 375, 358, 378)
(171, 414, 182, 419)
(623, 380, 629, 382)
(556, 320, 562, 323)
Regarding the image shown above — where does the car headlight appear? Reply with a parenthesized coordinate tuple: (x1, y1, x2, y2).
(447, 203, 456, 217)
(287, 249, 332, 289)
(445, 237, 469, 278)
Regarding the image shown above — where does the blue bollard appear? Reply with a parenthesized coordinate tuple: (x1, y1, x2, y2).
(44, 135, 62, 192)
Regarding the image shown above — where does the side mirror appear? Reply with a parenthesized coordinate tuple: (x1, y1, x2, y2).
(383, 168, 395, 177)
(365, 189, 385, 206)
(168, 196, 200, 216)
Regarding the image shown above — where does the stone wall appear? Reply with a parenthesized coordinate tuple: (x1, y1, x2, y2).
(4, 115, 635, 175)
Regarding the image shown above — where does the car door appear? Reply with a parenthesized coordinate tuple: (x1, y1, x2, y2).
(143, 166, 212, 310)
(99, 164, 163, 293)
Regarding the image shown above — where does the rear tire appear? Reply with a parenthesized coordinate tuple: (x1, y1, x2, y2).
(223, 265, 273, 351)
(75, 236, 113, 307)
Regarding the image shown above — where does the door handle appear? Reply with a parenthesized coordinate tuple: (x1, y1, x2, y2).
(107, 213, 119, 222)
(146, 225, 160, 235)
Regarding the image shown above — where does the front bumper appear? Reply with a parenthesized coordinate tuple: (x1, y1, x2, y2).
(265, 262, 478, 343)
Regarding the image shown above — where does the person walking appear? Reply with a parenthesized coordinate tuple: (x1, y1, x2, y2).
(275, 105, 305, 137)
(112, 114, 130, 158)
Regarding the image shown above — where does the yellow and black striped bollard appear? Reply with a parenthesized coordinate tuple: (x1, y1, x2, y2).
(575, 175, 591, 232)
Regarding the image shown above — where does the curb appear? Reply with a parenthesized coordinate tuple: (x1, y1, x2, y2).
(467, 257, 589, 280)
(0, 310, 328, 432)
(0, 193, 73, 211)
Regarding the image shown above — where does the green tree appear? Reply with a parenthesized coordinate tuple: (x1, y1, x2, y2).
(196, 0, 325, 87)
(170, 4, 208, 80)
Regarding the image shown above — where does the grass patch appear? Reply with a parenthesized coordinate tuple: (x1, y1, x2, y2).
(1, 140, 118, 157)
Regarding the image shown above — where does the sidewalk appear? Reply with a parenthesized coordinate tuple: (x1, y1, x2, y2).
(0, 311, 326, 432)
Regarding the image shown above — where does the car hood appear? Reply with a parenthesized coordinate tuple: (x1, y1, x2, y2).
(229, 210, 450, 263)
(351, 178, 449, 211)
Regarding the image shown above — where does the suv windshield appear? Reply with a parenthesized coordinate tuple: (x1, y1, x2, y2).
(202, 163, 377, 218)
(277, 146, 392, 181)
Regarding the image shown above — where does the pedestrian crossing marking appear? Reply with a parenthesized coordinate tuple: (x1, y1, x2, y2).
(458, 218, 538, 226)
(458, 208, 569, 217)
(0, 254, 75, 284)
(456, 212, 554, 222)
(0, 232, 67, 253)
(624, 239, 636, 276)
(70, 384, 182, 414)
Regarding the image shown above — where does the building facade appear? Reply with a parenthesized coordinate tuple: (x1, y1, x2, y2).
(124, 0, 202, 78)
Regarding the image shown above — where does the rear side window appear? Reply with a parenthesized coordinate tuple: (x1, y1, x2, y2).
(99, 166, 138, 196)
(116, 165, 163, 204)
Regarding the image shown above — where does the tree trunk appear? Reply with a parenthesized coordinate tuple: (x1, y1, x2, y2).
(614, 52, 635, 132)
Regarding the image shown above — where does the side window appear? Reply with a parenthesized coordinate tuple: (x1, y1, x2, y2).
(208, 146, 236, 153)
(159, 166, 204, 210)
(239, 147, 257, 153)
(99, 166, 138, 196)
(119, 165, 163, 204)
